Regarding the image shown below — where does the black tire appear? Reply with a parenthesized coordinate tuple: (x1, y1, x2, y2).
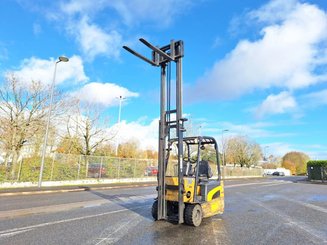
(151, 200, 158, 220)
(184, 204, 203, 227)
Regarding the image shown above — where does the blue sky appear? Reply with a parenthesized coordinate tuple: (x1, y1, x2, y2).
(0, 0, 327, 159)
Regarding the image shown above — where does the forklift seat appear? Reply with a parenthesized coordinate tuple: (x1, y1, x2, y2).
(183, 162, 194, 176)
(198, 160, 213, 179)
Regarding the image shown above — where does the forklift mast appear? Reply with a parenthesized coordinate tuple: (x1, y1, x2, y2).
(123, 39, 186, 223)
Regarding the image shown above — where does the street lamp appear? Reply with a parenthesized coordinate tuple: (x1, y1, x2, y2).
(38, 56, 69, 188)
(221, 129, 229, 166)
(115, 95, 125, 156)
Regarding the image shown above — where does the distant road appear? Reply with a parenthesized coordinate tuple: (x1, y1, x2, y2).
(0, 176, 326, 245)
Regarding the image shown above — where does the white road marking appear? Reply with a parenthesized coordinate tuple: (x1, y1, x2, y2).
(281, 197, 327, 214)
(256, 183, 290, 188)
(0, 205, 149, 238)
(0, 199, 110, 219)
(225, 180, 291, 188)
(0, 194, 156, 220)
(0, 228, 34, 238)
(94, 213, 143, 245)
(209, 217, 231, 245)
(236, 192, 327, 244)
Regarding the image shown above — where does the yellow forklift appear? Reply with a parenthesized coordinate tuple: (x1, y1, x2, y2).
(123, 39, 224, 226)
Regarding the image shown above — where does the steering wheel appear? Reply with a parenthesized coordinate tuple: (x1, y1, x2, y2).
(189, 158, 197, 164)
(183, 157, 189, 162)
(183, 157, 197, 164)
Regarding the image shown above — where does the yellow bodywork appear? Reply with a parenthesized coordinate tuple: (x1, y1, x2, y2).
(202, 181, 224, 217)
(165, 176, 224, 218)
(166, 177, 199, 202)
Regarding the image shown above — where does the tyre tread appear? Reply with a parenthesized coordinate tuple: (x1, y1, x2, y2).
(184, 204, 202, 226)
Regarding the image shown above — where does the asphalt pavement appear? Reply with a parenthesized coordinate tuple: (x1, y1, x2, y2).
(0, 176, 326, 245)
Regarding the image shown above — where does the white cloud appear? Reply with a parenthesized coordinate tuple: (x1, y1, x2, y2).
(108, 0, 194, 27)
(59, 2, 123, 60)
(112, 118, 158, 150)
(266, 142, 327, 159)
(73, 17, 122, 60)
(223, 123, 272, 139)
(203, 121, 297, 141)
(191, 0, 327, 100)
(58, 1, 123, 60)
(248, 0, 298, 23)
(60, 0, 105, 16)
(254, 91, 297, 118)
(10, 55, 88, 86)
(0, 45, 8, 64)
(72, 82, 138, 107)
(58, 112, 158, 150)
(303, 89, 327, 107)
(55, 0, 196, 60)
(264, 142, 293, 158)
(60, 0, 194, 27)
(33, 23, 42, 35)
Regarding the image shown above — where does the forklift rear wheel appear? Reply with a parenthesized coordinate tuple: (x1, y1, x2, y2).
(151, 200, 158, 220)
(184, 204, 202, 227)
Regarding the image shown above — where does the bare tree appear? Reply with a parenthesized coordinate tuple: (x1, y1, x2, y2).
(65, 103, 115, 176)
(0, 76, 48, 178)
(0, 75, 69, 179)
(225, 135, 262, 167)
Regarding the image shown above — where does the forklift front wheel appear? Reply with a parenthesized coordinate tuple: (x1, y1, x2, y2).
(184, 204, 203, 227)
(151, 200, 158, 220)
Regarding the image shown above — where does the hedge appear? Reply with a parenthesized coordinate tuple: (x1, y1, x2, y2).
(307, 160, 327, 167)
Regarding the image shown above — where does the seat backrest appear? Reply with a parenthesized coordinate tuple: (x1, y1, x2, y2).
(183, 162, 194, 176)
(198, 160, 212, 178)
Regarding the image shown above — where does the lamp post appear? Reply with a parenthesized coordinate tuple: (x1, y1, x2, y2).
(115, 96, 125, 156)
(198, 125, 202, 136)
(38, 56, 69, 188)
(221, 129, 229, 166)
(264, 146, 269, 162)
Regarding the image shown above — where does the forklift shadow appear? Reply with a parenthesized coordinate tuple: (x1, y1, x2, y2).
(148, 216, 230, 244)
(87, 190, 155, 221)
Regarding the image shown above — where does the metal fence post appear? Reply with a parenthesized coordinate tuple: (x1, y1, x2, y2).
(117, 158, 121, 179)
(99, 156, 103, 179)
(50, 154, 55, 181)
(17, 158, 23, 182)
(77, 155, 81, 180)
(133, 159, 137, 178)
(321, 167, 324, 183)
(85, 155, 89, 178)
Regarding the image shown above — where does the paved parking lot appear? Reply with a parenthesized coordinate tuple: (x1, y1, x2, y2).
(0, 177, 326, 244)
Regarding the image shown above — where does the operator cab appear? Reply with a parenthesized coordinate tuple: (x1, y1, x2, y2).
(166, 136, 221, 179)
(165, 136, 223, 204)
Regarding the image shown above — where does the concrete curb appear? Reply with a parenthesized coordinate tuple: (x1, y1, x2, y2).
(0, 177, 157, 189)
(0, 176, 265, 197)
(0, 182, 157, 197)
(0, 188, 85, 197)
(294, 179, 327, 185)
